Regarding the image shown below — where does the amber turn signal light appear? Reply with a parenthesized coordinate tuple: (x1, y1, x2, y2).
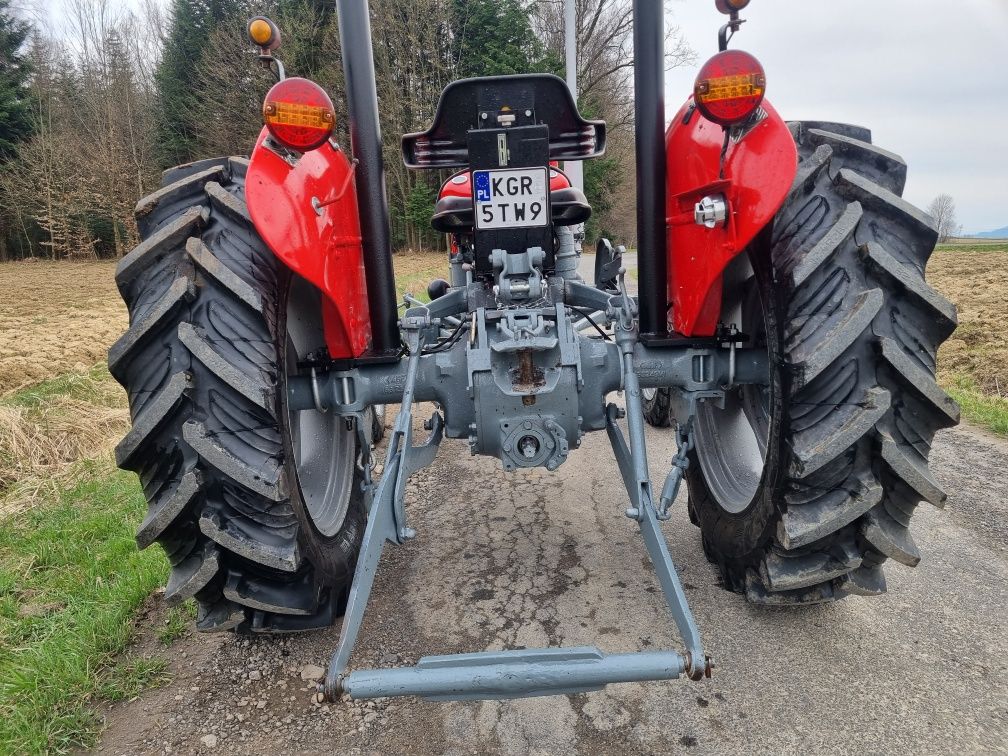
(263, 77, 335, 153)
(693, 49, 766, 127)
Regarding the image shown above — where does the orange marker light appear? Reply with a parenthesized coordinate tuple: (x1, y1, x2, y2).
(263, 77, 335, 152)
(247, 16, 280, 50)
(693, 49, 766, 127)
(249, 18, 272, 46)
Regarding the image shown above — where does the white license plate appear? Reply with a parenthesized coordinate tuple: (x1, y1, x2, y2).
(473, 168, 549, 230)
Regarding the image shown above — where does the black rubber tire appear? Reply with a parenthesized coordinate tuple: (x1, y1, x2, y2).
(109, 157, 365, 633)
(688, 122, 959, 605)
(642, 387, 674, 427)
(370, 404, 387, 443)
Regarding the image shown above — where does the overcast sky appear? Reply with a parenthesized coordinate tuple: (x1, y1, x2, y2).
(665, 0, 1008, 233)
(43, 0, 1007, 232)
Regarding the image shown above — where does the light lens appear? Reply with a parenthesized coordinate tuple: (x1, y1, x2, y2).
(249, 19, 273, 46)
(693, 49, 766, 126)
(263, 78, 335, 152)
(715, 0, 750, 12)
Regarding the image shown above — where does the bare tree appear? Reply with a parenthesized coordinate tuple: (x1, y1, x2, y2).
(0, 0, 161, 258)
(371, 0, 455, 250)
(531, 0, 694, 124)
(927, 193, 958, 243)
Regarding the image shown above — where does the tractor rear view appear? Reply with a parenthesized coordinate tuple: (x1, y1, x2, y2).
(109, 0, 957, 701)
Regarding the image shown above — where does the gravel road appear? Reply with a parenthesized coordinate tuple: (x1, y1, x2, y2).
(97, 418, 1007, 755)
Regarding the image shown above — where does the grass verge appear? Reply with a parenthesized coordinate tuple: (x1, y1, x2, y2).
(97, 655, 170, 703)
(0, 464, 168, 754)
(1, 365, 128, 517)
(0, 369, 168, 755)
(943, 374, 1008, 437)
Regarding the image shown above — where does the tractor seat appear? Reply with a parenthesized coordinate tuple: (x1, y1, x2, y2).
(431, 167, 591, 233)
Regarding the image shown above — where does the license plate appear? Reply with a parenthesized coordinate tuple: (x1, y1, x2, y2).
(473, 168, 549, 230)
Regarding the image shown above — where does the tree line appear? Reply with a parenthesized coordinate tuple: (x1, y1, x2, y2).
(0, 0, 693, 261)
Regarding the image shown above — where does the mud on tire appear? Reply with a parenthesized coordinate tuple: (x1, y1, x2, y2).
(684, 123, 959, 604)
(110, 157, 366, 632)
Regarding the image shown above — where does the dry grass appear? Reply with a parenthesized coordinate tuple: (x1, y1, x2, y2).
(0, 367, 128, 517)
(0, 260, 125, 396)
(930, 244, 1008, 394)
(0, 253, 453, 398)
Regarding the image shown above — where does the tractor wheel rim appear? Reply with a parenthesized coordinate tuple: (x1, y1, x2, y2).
(283, 279, 355, 538)
(692, 254, 772, 515)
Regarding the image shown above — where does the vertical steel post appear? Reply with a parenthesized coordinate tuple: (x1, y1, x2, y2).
(632, 0, 668, 338)
(336, 0, 399, 355)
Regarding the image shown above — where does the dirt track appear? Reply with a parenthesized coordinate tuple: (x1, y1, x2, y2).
(96, 419, 1007, 755)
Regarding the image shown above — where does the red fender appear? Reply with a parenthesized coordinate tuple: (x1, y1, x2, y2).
(246, 128, 371, 359)
(665, 98, 797, 336)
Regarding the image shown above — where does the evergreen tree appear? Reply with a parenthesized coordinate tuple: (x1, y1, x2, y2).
(450, 0, 545, 78)
(155, 0, 236, 167)
(0, 0, 32, 160)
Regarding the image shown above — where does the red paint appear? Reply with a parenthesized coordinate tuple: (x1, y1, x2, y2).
(438, 166, 572, 200)
(246, 128, 371, 358)
(665, 98, 797, 336)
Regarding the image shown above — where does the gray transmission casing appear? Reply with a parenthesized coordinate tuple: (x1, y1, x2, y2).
(467, 302, 584, 471)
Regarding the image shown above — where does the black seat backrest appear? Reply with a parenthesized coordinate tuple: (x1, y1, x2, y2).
(402, 74, 606, 170)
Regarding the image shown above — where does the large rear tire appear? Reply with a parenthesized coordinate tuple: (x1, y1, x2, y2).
(110, 158, 368, 632)
(687, 123, 959, 604)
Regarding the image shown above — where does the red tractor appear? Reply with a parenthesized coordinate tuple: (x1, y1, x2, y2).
(110, 0, 957, 700)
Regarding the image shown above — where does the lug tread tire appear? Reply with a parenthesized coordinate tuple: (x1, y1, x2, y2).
(692, 122, 958, 603)
(111, 160, 347, 629)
